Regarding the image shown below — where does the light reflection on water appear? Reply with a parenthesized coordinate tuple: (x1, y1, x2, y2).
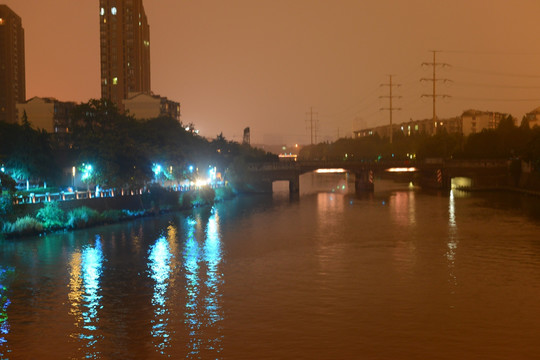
(183, 216, 200, 356)
(2, 180, 540, 359)
(0, 267, 12, 358)
(183, 207, 224, 359)
(69, 236, 104, 358)
(203, 208, 223, 350)
(148, 235, 173, 354)
(447, 190, 459, 291)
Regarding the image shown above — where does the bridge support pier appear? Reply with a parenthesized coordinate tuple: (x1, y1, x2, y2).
(355, 170, 374, 193)
(288, 176, 300, 194)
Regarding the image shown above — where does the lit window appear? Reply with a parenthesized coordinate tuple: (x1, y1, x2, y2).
(139, 21, 142, 26)
(113, 77, 118, 85)
(100, 8, 105, 16)
(0, 18, 4, 25)
(111, 7, 117, 15)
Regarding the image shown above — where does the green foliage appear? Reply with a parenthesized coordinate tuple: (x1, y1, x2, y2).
(100, 209, 125, 223)
(0, 194, 13, 228)
(0, 172, 16, 193)
(178, 192, 194, 209)
(2, 216, 44, 237)
(298, 121, 540, 163)
(0, 118, 58, 184)
(178, 187, 216, 209)
(66, 206, 101, 229)
(214, 186, 234, 202)
(36, 202, 66, 230)
(0, 195, 13, 217)
(198, 187, 215, 205)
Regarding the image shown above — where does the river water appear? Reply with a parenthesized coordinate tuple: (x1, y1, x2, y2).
(1, 174, 540, 359)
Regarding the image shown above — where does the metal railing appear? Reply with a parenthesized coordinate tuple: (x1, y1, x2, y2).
(13, 183, 224, 205)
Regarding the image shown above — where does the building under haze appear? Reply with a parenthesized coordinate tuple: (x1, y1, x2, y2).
(16, 97, 76, 134)
(99, 0, 150, 111)
(460, 110, 509, 136)
(0, 5, 25, 123)
(524, 107, 540, 129)
(353, 110, 511, 139)
(123, 92, 180, 121)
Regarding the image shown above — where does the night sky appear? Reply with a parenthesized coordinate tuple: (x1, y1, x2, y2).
(4, 0, 540, 144)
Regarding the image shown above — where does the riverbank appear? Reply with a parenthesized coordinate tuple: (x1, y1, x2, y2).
(0, 185, 235, 240)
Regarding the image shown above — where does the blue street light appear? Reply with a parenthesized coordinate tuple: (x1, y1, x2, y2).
(152, 163, 162, 177)
(81, 164, 93, 181)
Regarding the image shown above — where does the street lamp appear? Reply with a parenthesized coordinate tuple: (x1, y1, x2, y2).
(72, 166, 76, 189)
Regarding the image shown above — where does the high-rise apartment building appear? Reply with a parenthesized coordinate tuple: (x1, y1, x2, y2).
(99, 0, 151, 110)
(0, 5, 25, 123)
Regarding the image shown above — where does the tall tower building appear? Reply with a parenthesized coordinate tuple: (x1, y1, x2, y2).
(0, 5, 25, 123)
(99, 0, 151, 110)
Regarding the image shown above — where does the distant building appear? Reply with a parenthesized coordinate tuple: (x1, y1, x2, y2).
(0, 5, 25, 123)
(16, 97, 76, 134)
(123, 92, 180, 121)
(524, 107, 540, 128)
(353, 117, 461, 139)
(461, 110, 509, 136)
(99, 0, 151, 111)
(243, 127, 250, 145)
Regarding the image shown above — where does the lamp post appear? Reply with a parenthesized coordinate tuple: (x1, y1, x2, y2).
(72, 166, 76, 189)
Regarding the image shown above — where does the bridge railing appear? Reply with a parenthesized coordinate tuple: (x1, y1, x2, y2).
(443, 159, 509, 168)
(13, 183, 225, 205)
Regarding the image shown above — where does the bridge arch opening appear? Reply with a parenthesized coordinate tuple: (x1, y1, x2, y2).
(272, 180, 291, 193)
(451, 177, 472, 190)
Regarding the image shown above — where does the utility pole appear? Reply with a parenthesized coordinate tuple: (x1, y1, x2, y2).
(421, 50, 451, 128)
(380, 75, 401, 144)
(305, 107, 318, 145)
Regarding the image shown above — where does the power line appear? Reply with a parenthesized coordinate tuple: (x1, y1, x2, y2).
(453, 65, 540, 78)
(421, 50, 451, 126)
(453, 96, 540, 102)
(380, 74, 401, 144)
(452, 81, 540, 89)
(443, 49, 540, 56)
(305, 107, 318, 145)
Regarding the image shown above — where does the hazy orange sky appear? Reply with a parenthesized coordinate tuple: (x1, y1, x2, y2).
(4, 0, 540, 144)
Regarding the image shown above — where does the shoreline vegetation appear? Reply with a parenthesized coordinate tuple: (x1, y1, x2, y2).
(1, 185, 235, 240)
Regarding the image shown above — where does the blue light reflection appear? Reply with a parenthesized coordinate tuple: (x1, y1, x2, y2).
(183, 207, 224, 358)
(148, 236, 173, 353)
(0, 267, 13, 356)
(184, 216, 201, 356)
(203, 209, 224, 353)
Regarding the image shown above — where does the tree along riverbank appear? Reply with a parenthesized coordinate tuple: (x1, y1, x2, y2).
(0, 185, 234, 240)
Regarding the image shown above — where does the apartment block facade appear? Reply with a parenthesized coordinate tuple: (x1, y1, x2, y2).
(123, 92, 180, 121)
(0, 5, 25, 123)
(99, 0, 151, 110)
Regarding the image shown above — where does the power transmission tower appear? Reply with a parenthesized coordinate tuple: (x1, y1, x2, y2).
(380, 75, 401, 144)
(305, 107, 318, 145)
(421, 50, 451, 127)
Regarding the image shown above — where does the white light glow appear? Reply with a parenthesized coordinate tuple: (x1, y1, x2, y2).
(315, 168, 346, 173)
(195, 179, 209, 187)
(385, 167, 418, 173)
